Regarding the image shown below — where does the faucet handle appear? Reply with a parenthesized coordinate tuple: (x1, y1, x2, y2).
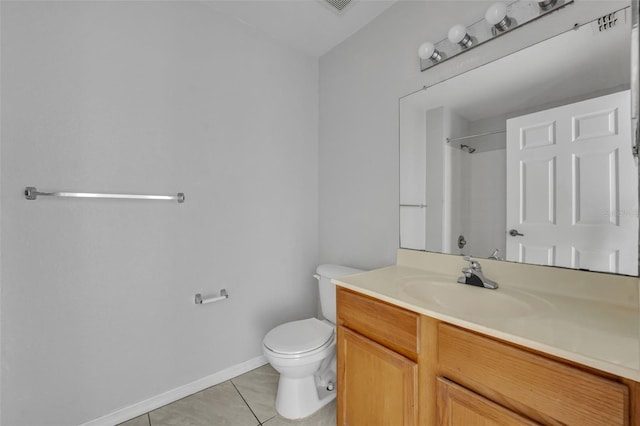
(463, 256, 481, 270)
(488, 248, 502, 260)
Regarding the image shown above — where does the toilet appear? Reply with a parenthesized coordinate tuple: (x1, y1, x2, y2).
(262, 264, 363, 420)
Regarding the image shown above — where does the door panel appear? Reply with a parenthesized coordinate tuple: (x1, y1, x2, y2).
(520, 157, 556, 224)
(572, 149, 619, 225)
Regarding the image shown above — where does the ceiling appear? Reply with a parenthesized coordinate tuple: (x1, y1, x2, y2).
(203, 0, 399, 57)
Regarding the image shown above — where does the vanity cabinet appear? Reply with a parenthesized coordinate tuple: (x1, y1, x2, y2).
(337, 288, 420, 425)
(336, 287, 639, 426)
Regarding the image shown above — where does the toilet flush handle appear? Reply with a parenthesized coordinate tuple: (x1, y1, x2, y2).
(313, 274, 320, 280)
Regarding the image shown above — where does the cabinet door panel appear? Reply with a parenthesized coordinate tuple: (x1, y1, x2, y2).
(337, 288, 419, 361)
(338, 326, 418, 426)
(437, 377, 539, 426)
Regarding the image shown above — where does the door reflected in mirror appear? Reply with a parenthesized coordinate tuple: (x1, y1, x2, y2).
(399, 7, 638, 276)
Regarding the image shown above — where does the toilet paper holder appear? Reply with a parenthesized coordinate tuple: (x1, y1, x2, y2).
(195, 289, 228, 305)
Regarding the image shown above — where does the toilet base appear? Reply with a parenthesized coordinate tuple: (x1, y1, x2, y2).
(275, 374, 336, 419)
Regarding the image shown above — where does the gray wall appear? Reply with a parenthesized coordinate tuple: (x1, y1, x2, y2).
(318, 0, 628, 270)
(0, 2, 318, 425)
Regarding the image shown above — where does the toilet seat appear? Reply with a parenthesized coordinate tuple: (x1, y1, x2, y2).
(264, 318, 334, 356)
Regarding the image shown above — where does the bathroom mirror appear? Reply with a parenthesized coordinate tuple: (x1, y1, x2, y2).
(400, 6, 639, 276)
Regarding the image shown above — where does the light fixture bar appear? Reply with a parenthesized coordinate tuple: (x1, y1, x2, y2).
(419, 0, 573, 72)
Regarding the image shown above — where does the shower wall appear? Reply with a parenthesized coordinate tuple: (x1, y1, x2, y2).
(464, 116, 508, 258)
(464, 149, 507, 257)
(0, 2, 319, 425)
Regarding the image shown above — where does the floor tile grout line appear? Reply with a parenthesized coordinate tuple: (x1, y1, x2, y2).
(230, 379, 263, 426)
(146, 412, 151, 426)
(262, 414, 277, 424)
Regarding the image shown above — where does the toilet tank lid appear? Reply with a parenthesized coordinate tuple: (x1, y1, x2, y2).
(316, 264, 364, 279)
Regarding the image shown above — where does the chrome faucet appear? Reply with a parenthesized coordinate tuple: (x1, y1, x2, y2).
(457, 256, 498, 289)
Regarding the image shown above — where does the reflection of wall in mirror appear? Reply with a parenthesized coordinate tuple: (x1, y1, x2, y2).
(399, 101, 427, 250)
(425, 107, 444, 252)
(434, 108, 506, 259)
(465, 115, 507, 259)
(443, 108, 468, 255)
(402, 105, 509, 257)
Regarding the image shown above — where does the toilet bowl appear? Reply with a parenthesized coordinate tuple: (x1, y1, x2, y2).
(263, 318, 337, 419)
(262, 264, 363, 420)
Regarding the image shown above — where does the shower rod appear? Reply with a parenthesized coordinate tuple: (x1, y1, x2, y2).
(24, 186, 185, 203)
(446, 129, 505, 143)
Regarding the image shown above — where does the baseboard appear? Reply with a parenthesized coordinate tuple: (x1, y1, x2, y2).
(79, 355, 268, 426)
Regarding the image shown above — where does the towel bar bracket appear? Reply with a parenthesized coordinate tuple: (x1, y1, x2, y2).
(195, 289, 229, 305)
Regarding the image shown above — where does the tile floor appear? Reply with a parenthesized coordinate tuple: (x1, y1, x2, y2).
(118, 365, 336, 426)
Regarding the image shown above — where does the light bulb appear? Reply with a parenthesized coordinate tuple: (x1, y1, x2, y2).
(485, 2, 511, 32)
(448, 24, 473, 48)
(418, 42, 441, 62)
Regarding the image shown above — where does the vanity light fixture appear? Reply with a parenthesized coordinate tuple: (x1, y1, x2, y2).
(418, 42, 442, 62)
(448, 24, 473, 48)
(485, 2, 511, 32)
(419, 0, 573, 72)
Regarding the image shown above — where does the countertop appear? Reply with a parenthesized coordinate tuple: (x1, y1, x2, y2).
(333, 251, 640, 382)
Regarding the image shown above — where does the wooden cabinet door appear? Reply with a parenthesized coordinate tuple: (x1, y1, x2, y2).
(337, 325, 418, 426)
(439, 324, 629, 425)
(437, 377, 539, 426)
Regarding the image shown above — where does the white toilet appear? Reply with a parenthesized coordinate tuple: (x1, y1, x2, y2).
(262, 264, 363, 420)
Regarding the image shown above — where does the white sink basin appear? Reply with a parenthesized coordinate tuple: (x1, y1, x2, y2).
(400, 279, 551, 319)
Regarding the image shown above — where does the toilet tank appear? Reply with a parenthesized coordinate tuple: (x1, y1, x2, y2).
(315, 264, 364, 324)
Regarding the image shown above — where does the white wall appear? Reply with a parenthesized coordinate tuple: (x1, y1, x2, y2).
(319, 0, 628, 269)
(0, 2, 318, 425)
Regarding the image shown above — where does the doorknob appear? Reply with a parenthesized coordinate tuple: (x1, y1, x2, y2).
(509, 229, 524, 237)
